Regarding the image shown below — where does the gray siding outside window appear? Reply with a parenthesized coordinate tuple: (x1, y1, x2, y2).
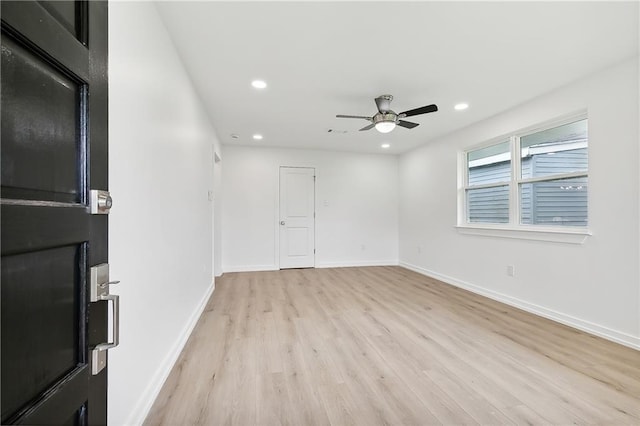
(467, 160, 511, 224)
(468, 148, 587, 225)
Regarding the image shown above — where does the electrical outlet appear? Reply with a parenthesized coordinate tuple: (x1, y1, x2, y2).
(361, 244, 366, 251)
(507, 265, 515, 277)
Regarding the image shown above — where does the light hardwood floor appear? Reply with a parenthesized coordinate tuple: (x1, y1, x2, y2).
(144, 266, 640, 425)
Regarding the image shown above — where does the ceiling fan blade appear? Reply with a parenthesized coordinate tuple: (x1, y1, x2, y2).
(397, 120, 420, 129)
(399, 104, 438, 118)
(336, 114, 372, 120)
(359, 123, 375, 131)
(375, 95, 392, 113)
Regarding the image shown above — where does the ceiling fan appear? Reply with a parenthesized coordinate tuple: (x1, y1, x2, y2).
(336, 94, 438, 133)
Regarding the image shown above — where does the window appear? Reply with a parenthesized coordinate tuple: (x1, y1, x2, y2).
(460, 115, 588, 233)
(466, 141, 511, 224)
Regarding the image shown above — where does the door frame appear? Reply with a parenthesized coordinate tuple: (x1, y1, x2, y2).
(276, 165, 317, 269)
(212, 148, 222, 278)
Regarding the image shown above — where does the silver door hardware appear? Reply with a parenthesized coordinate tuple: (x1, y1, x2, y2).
(90, 263, 120, 375)
(90, 190, 113, 214)
(280, 221, 285, 225)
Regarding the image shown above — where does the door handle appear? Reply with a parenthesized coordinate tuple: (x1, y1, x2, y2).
(280, 221, 285, 225)
(90, 263, 120, 375)
(91, 293, 119, 375)
(96, 293, 119, 350)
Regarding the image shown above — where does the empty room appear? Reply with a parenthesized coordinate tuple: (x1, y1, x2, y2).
(1, 1, 639, 425)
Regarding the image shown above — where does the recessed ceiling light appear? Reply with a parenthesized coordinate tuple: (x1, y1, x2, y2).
(252, 134, 263, 140)
(381, 143, 391, 149)
(251, 80, 267, 89)
(454, 103, 469, 111)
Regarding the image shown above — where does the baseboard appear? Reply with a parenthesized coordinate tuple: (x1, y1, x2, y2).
(316, 260, 399, 268)
(399, 261, 640, 351)
(223, 261, 399, 272)
(124, 280, 216, 425)
(222, 264, 279, 273)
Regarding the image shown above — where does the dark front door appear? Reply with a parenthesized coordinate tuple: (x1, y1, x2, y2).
(1, 1, 110, 424)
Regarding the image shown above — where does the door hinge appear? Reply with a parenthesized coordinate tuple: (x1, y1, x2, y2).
(314, 249, 316, 254)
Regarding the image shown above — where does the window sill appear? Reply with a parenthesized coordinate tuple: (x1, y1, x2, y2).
(455, 224, 592, 244)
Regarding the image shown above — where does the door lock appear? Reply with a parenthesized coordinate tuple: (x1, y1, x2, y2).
(90, 190, 112, 214)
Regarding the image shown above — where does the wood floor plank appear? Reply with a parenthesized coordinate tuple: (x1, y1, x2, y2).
(316, 383, 358, 426)
(145, 266, 640, 426)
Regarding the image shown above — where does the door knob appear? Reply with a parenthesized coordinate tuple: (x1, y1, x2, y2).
(280, 221, 285, 225)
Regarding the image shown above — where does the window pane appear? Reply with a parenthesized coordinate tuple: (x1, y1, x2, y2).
(467, 185, 509, 224)
(520, 177, 587, 227)
(521, 119, 588, 179)
(467, 141, 510, 186)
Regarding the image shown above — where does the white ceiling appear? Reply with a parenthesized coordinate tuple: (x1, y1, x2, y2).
(156, 1, 638, 154)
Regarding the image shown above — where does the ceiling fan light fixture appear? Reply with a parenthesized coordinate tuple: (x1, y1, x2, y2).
(375, 121, 396, 133)
(336, 95, 438, 134)
(373, 113, 397, 133)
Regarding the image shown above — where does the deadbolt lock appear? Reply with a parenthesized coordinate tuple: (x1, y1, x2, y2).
(90, 190, 112, 214)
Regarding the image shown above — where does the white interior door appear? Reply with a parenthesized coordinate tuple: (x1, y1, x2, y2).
(279, 167, 315, 269)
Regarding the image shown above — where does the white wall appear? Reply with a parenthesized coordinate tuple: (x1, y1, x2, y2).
(399, 58, 640, 348)
(109, 3, 221, 425)
(222, 146, 399, 271)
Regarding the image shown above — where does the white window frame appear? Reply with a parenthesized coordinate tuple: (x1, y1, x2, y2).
(457, 111, 592, 244)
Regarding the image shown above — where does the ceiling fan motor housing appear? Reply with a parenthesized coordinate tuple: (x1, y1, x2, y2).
(375, 94, 394, 113)
(374, 112, 397, 124)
